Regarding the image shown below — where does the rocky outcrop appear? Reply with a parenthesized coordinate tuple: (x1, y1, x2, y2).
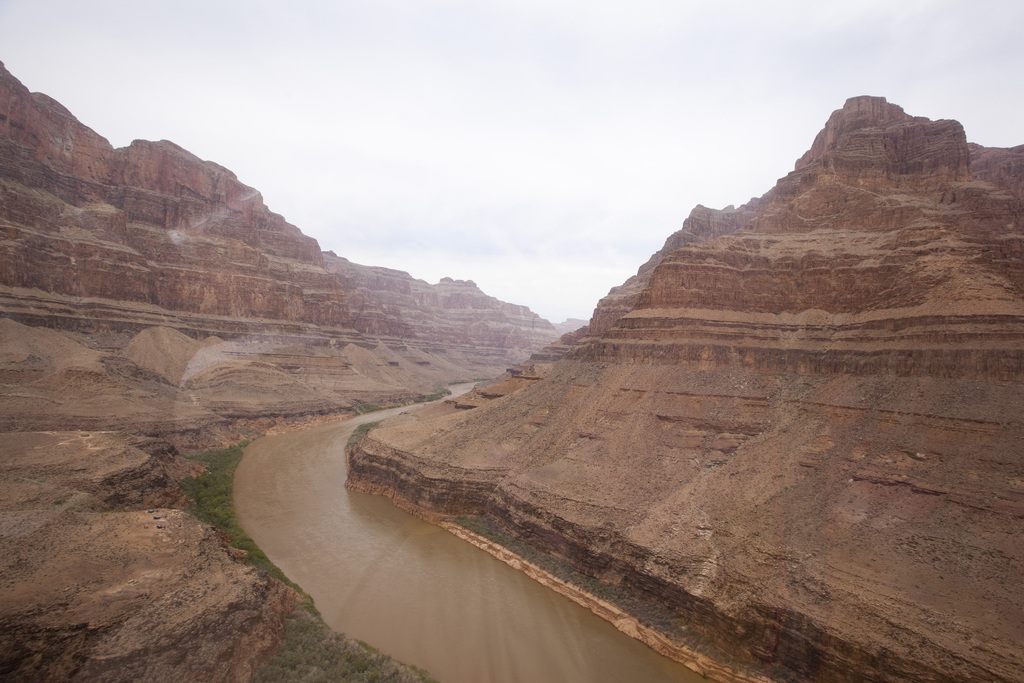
(0, 431, 295, 682)
(349, 97, 1024, 681)
(970, 142, 1024, 200)
(553, 318, 588, 335)
(588, 200, 759, 336)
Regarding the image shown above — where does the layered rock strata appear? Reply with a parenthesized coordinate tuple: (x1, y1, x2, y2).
(0, 60, 556, 681)
(588, 200, 759, 336)
(0, 61, 558, 445)
(349, 97, 1024, 681)
(324, 254, 557, 362)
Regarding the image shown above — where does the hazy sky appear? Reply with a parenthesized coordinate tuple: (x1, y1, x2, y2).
(1, 1, 1021, 322)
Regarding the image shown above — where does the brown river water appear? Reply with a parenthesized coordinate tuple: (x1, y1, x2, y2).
(234, 384, 704, 683)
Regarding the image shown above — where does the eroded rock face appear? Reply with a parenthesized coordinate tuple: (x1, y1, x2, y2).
(324, 254, 559, 352)
(0, 61, 558, 445)
(0, 432, 295, 682)
(588, 200, 760, 337)
(349, 97, 1024, 681)
(0, 65, 349, 333)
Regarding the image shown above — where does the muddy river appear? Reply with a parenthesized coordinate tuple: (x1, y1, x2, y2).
(234, 384, 703, 683)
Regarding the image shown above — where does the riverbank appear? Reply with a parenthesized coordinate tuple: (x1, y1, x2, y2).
(235, 385, 705, 683)
(183, 440, 438, 682)
(438, 521, 769, 683)
(343, 452, 763, 683)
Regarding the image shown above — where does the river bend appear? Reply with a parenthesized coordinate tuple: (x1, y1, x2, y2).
(234, 385, 702, 683)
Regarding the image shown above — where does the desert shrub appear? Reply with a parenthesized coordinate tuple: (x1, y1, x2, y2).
(179, 441, 297, 589)
(253, 599, 437, 683)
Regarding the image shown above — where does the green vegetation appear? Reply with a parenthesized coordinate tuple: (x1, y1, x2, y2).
(346, 421, 381, 454)
(254, 602, 436, 683)
(417, 384, 451, 403)
(180, 441, 295, 590)
(181, 441, 436, 682)
(354, 383, 451, 414)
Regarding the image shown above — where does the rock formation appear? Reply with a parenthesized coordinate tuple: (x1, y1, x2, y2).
(587, 200, 760, 337)
(0, 60, 558, 446)
(324, 254, 557, 359)
(0, 60, 558, 681)
(0, 431, 295, 682)
(553, 318, 588, 335)
(348, 97, 1024, 681)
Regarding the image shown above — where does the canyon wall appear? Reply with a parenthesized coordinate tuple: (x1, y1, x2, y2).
(324, 254, 557, 359)
(0, 61, 556, 681)
(587, 200, 760, 337)
(349, 97, 1024, 681)
(0, 61, 558, 446)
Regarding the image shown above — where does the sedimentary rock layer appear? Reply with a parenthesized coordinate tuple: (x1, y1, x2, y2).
(0, 61, 558, 444)
(587, 200, 760, 337)
(324, 254, 558, 355)
(0, 60, 556, 682)
(349, 97, 1024, 681)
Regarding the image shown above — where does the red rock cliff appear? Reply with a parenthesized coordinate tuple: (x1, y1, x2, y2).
(0, 61, 350, 335)
(324, 253, 559, 352)
(349, 96, 1024, 681)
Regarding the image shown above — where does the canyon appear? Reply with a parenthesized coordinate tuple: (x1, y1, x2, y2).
(0, 58, 558, 449)
(348, 97, 1024, 681)
(0, 60, 558, 681)
(3, 51, 1022, 680)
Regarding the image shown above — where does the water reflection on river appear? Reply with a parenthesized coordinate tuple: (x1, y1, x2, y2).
(234, 385, 703, 683)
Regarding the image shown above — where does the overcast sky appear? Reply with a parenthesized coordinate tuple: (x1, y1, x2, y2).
(1, 1, 1022, 322)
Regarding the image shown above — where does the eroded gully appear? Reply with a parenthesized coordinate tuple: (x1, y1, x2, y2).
(234, 383, 704, 683)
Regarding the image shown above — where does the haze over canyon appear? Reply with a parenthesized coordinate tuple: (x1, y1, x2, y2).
(1, 57, 1023, 683)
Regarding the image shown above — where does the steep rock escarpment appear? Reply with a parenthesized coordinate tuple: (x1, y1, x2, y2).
(324, 254, 558, 358)
(0, 67, 349, 334)
(588, 200, 760, 336)
(349, 97, 1024, 681)
(0, 62, 558, 444)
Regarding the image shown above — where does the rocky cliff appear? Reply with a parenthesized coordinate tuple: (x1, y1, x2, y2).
(0, 61, 558, 446)
(324, 254, 557, 356)
(0, 72, 347, 333)
(0, 430, 296, 682)
(348, 97, 1024, 681)
(587, 200, 760, 337)
(0, 60, 556, 681)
